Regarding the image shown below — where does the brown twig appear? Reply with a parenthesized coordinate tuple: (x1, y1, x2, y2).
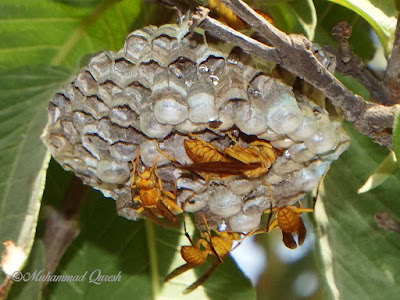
(193, 1, 399, 149)
(191, 9, 280, 63)
(385, 15, 400, 104)
(148, 0, 399, 148)
(329, 21, 392, 105)
(43, 176, 88, 276)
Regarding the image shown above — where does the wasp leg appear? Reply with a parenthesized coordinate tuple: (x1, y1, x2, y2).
(200, 214, 223, 263)
(183, 261, 221, 294)
(162, 197, 183, 214)
(296, 199, 314, 213)
(179, 213, 194, 246)
(294, 208, 314, 213)
(263, 206, 278, 214)
(164, 263, 194, 283)
(135, 207, 144, 214)
(266, 218, 279, 233)
(132, 195, 144, 214)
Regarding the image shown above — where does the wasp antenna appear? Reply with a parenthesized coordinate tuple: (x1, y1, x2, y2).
(262, 181, 274, 203)
(135, 147, 141, 163)
(149, 155, 161, 174)
(173, 177, 178, 199)
(131, 149, 141, 187)
(153, 140, 177, 163)
(130, 160, 136, 189)
(133, 149, 141, 173)
(226, 131, 239, 144)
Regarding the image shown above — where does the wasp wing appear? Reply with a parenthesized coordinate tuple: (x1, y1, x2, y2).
(179, 161, 262, 176)
(183, 261, 221, 294)
(297, 217, 307, 246)
(282, 231, 297, 249)
(156, 201, 179, 226)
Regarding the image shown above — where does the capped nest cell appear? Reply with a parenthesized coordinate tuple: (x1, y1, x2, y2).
(41, 22, 350, 232)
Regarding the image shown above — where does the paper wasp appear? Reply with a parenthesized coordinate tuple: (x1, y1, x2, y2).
(263, 203, 314, 249)
(180, 133, 276, 179)
(260, 165, 326, 248)
(130, 150, 183, 225)
(164, 214, 241, 293)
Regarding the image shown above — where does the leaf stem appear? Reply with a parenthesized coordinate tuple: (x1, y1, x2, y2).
(145, 219, 160, 298)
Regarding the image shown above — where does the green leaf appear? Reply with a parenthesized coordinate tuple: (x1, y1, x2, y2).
(7, 240, 46, 300)
(0, 65, 70, 285)
(314, 123, 400, 299)
(335, 73, 371, 100)
(44, 188, 255, 299)
(0, 0, 142, 291)
(358, 151, 399, 193)
(328, 0, 397, 56)
(393, 111, 400, 166)
(0, 0, 142, 69)
(52, 0, 101, 8)
(262, 0, 317, 39)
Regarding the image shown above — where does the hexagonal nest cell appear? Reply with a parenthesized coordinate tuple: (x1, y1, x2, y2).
(41, 22, 349, 232)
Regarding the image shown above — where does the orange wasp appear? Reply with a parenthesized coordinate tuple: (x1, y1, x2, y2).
(209, 0, 274, 30)
(164, 215, 241, 294)
(180, 133, 276, 179)
(262, 203, 314, 249)
(130, 150, 183, 225)
(223, 133, 276, 178)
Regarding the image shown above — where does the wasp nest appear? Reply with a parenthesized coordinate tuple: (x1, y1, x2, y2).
(41, 22, 349, 232)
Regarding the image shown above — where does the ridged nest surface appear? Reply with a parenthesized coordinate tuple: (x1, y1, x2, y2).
(41, 22, 349, 232)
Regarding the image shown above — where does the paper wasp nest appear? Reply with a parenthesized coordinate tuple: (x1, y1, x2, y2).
(42, 22, 349, 232)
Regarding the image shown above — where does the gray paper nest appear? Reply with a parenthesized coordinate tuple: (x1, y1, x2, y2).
(41, 22, 349, 232)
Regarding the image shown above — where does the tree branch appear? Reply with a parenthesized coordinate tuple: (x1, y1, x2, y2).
(329, 21, 392, 105)
(43, 176, 88, 276)
(191, 8, 281, 64)
(193, 0, 400, 149)
(385, 14, 400, 104)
